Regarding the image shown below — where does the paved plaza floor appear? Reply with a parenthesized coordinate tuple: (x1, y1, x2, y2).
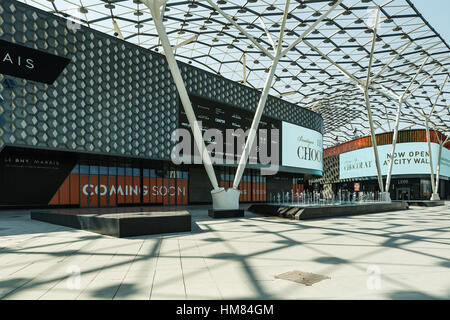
(0, 203, 449, 300)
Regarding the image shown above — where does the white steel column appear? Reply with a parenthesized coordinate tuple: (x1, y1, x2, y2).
(363, 88, 385, 194)
(144, 0, 220, 194)
(146, 0, 344, 210)
(232, 0, 344, 190)
(233, 56, 281, 189)
(384, 99, 402, 194)
(424, 117, 438, 199)
(385, 57, 429, 194)
(301, 18, 423, 202)
(232, 0, 291, 189)
(434, 132, 450, 196)
(424, 74, 448, 200)
(361, 8, 386, 198)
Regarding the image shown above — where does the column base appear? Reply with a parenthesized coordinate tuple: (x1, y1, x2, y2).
(380, 192, 391, 202)
(430, 193, 440, 201)
(211, 188, 241, 211)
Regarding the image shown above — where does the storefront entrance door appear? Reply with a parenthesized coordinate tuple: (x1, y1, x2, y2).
(396, 188, 410, 200)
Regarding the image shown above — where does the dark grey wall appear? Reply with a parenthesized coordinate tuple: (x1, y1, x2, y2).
(188, 167, 214, 203)
(0, 0, 322, 163)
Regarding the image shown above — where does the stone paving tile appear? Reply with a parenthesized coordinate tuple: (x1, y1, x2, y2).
(113, 281, 153, 300)
(0, 203, 449, 300)
(76, 278, 123, 300)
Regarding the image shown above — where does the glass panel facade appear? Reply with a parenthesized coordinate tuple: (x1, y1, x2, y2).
(49, 161, 301, 207)
(49, 162, 189, 207)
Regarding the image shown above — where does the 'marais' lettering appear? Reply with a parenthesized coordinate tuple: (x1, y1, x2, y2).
(1, 52, 34, 69)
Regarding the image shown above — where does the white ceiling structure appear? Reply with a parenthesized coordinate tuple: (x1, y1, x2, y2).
(18, 0, 450, 148)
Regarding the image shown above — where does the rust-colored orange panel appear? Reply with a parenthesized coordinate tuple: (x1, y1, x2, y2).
(99, 175, 108, 207)
(245, 179, 248, 202)
(124, 175, 132, 204)
(117, 175, 125, 204)
(263, 179, 266, 201)
(258, 180, 262, 202)
(156, 177, 163, 203)
(133, 175, 140, 204)
(59, 175, 70, 205)
(109, 176, 117, 207)
(49, 173, 76, 205)
(49, 189, 59, 205)
(162, 178, 169, 205)
(149, 177, 156, 203)
(171, 179, 177, 205)
(176, 178, 187, 205)
(259, 178, 262, 202)
(89, 175, 98, 207)
(143, 176, 150, 203)
(80, 175, 90, 207)
(182, 179, 188, 205)
(70, 174, 80, 205)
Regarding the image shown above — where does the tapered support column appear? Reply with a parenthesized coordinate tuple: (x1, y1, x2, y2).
(232, 0, 292, 190)
(232, 57, 280, 189)
(385, 57, 430, 196)
(360, 8, 388, 201)
(434, 132, 450, 198)
(232, 0, 341, 190)
(435, 142, 443, 198)
(424, 75, 448, 201)
(144, 1, 223, 207)
(425, 118, 439, 200)
(384, 99, 402, 195)
(363, 88, 386, 196)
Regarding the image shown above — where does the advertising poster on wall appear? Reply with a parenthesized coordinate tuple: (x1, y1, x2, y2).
(49, 166, 189, 207)
(281, 121, 323, 175)
(339, 142, 450, 180)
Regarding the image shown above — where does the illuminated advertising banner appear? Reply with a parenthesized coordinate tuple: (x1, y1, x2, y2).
(339, 142, 450, 179)
(281, 122, 323, 175)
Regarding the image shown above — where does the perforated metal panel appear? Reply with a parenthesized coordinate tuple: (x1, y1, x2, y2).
(311, 155, 339, 185)
(0, 0, 322, 161)
(180, 63, 323, 133)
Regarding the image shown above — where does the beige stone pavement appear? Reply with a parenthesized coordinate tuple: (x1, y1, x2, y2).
(0, 203, 449, 300)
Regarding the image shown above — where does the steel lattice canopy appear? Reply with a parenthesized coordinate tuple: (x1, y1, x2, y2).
(18, 0, 450, 147)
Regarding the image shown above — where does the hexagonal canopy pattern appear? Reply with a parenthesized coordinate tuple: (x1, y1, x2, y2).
(13, 0, 450, 148)
(0, 0, 322, 160)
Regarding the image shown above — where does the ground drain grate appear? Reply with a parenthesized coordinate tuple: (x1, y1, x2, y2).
(275, 271, 330, 286)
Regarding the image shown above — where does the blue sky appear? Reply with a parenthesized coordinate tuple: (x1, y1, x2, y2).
(409, 0, 450, 45)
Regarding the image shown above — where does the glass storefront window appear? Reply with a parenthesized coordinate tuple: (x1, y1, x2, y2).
(420, 179, 431, 199)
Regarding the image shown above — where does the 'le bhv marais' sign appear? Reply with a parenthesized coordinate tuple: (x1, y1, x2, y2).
(0, 39, 70, 85)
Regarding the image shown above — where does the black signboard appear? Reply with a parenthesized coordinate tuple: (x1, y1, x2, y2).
(0, 39, 70, 85)
(180, 96, 281, 163)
